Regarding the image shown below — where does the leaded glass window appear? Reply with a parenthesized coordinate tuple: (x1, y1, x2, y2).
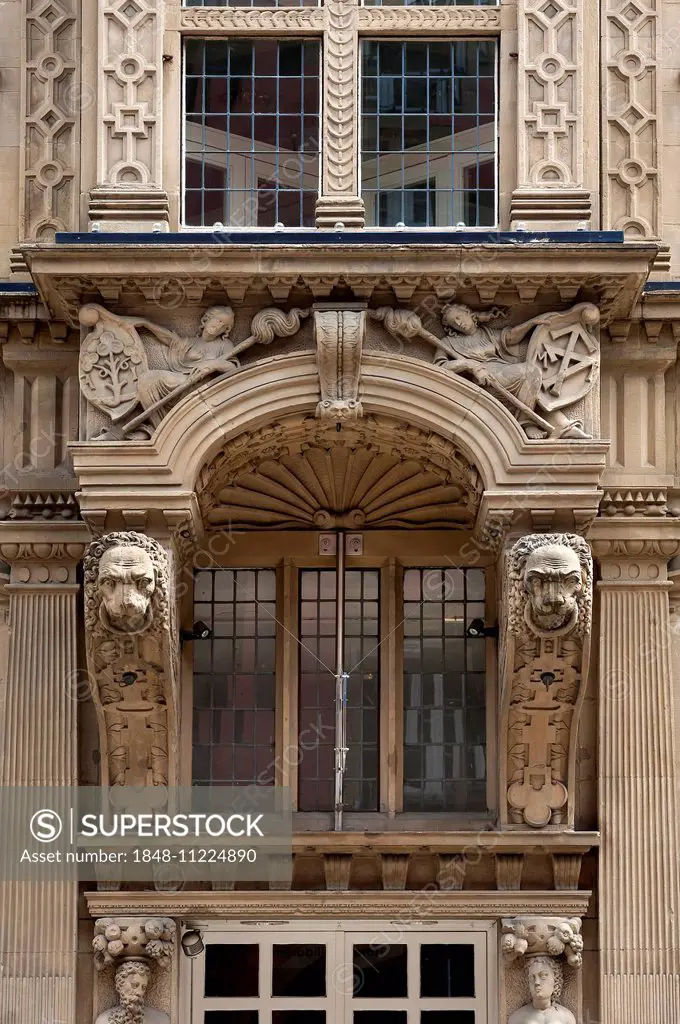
(402, 568, 487, 812)
(184, 40, 321, 227)
(361, 40, 497, 227)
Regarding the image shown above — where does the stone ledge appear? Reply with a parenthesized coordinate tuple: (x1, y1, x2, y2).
(85, 889, 593, 920)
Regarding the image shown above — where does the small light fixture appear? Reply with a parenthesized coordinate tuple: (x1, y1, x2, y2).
(181, 621, 213, 643)
(181, 929, 205, 958)
(466, 618, 499, 639)
(540, 671, 556, 690)
(120, 671, 138, 687)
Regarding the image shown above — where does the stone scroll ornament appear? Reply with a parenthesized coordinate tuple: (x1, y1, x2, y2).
(370, 302, 599, 440)
(502, 917, 582, 1024)
(500, 534, 593, 829)
(93, 917, 175, 1024)
(79, 305, 311, 439)
(84, 532, 178, 793)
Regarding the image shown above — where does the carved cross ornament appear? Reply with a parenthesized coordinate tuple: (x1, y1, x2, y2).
(500, 534, 593, 829)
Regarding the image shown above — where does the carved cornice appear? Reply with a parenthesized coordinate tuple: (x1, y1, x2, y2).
(22, 240, 657, 326)
(85, 889, 593, 920)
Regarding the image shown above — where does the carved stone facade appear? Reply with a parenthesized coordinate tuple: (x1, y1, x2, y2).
(501, 534, 593, 829)
(83, 532, 178, 790)
(3, 5, 680, 1024)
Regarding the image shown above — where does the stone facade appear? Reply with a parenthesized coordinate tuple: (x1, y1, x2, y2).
(0, 3, 680, 1023)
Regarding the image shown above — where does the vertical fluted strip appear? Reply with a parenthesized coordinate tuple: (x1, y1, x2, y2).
(599, 582, 680, 1022)
(0, 583, 79, 1024)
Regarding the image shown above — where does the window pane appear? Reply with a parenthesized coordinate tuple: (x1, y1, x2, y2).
(193, 570, 276, 785)
(184, 40, 320, 226)
(403, 569, 487, 812)
(361, 41, 497, 226)
(420, 1015, 475, 1023)
(272, 1015, 325, 1024)
(355, 1015, 408, 1023)
(420, 944, 475, 997)
(206, 1015, 259, 1024)
(272, 944, 326, 997)
(205, 945, 259, 997)
(353, 945, 408, 998)
(298, 570, 380, 812)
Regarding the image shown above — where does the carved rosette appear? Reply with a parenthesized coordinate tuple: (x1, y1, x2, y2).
(314, 305, 366, 421)
(83, 532, 178, 792)
(500, 534, 593, 829)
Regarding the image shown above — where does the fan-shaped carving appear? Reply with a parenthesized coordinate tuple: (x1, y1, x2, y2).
(198, 416, 482, 530)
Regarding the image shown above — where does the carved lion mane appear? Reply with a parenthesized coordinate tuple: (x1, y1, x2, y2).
(508, 533, 593, 639)
(84, 532, 170, 638)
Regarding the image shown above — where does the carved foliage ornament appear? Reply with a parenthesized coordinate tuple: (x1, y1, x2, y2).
(84, 533, 177, 791)
(501, 534, 593, 829)
(371, 302, 599, 440)
(502, 917, 582, 1024)
(93, 917, 175, 1024)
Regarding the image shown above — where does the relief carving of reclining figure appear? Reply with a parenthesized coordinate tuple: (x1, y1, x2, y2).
(79, 304, 310, 439)
(371, 302, 600, 440)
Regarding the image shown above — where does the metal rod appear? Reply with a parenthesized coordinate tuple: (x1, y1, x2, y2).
(334, 530, 347, 832)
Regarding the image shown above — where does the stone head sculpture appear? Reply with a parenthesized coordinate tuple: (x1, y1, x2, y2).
(523, 543, 583, 635)
(115, 960, 151, 1009)
(85, 532, 169, 639)
(510, 534, 592, 639)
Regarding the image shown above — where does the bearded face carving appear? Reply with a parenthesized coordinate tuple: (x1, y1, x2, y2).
(523, 544, 583, 636)
(97, 545, 156, 635)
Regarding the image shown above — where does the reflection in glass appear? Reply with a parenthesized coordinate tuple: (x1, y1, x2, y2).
(403, 569, 487, 811)
(184, 40, 320, 226)
(193, 570, 276, 785)
(361, 41, 497, 226)
(298, 571, 380, 812)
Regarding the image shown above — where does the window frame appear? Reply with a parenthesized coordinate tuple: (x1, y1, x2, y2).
(182, 918, 498, 1024)
(183, 540, 498, 825)
(358, 36, 500, 231)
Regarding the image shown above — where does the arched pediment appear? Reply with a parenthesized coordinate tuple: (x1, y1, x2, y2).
(197, 415, 483, 531)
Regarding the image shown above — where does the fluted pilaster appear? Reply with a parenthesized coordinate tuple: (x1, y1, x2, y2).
(593, 526, 680, 1023)
(0, 527, 87, 1024)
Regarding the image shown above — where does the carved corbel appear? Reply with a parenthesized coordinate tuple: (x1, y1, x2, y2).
(93, 916, 175, 1024)
(502, 916, 582, 1024)
(314, 303, 366, 421)
(84, 532, 179, 791)
(500, 534, 593, 829)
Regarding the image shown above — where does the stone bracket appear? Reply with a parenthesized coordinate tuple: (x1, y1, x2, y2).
(314, 303, 366, 421)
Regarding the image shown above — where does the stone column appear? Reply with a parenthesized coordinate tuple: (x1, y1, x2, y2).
(592, 524, 680, 1021)
(88, 0, 169, 230)
(315, 0, 365, 228)
(0, 528, 87, 1024)
(511, 0, 598, 228)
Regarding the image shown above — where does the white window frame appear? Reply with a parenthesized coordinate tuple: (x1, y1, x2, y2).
(183, 919, 497, 1023)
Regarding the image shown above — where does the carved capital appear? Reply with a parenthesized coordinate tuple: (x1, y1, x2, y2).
(590, 519, 680, 584)
(84, 533, 178, 790)
(502, 916, 583, 968)
(0, 524, 87, 586)
(501, 534, 593, 829)
(314, 304, 366, 421)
